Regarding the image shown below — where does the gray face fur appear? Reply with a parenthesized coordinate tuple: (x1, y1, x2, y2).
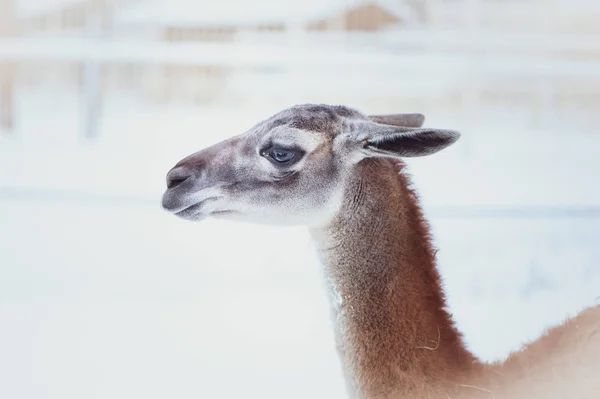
(162, 104, 459, 227)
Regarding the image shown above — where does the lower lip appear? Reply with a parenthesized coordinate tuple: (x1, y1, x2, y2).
(174, 199, 212, 217)
(175, 203, 202, 216)
(174, 198, 234, 219)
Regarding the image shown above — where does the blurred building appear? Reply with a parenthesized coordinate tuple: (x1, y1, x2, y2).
(115, 0, 416, 41)
(106, 0, 418, 103)
(1, 0, 600, 135)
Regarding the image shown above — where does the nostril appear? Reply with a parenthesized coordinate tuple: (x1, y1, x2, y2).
(166, 168, 193, 189)
(167, 176, 189, 189)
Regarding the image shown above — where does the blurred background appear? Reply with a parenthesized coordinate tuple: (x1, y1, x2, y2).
(0, 0, 599, 398)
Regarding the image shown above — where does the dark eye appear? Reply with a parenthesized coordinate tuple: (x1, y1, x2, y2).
(270, 149, 294, 163)
(263, 148, 301, 165)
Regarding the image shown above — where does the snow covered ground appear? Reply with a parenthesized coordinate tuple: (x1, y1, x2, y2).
(0, 89, 599, 399)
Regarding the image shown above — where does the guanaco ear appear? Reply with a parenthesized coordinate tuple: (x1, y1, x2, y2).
(368, 113, 425, 128)
(362, 125, 460, 158)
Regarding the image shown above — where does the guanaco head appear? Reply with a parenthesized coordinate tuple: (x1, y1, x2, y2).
(162, 104, 459, 226)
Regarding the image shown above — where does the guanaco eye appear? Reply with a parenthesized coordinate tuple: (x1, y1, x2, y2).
(263, 148, 302, 165)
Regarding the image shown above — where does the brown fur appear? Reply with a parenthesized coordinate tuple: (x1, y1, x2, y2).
(314, 158, 599, 399)
(163, 104, 600, 399)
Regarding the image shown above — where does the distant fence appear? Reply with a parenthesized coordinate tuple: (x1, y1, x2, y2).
(1, 36, 599, 75)
(1, 30, 600, 137)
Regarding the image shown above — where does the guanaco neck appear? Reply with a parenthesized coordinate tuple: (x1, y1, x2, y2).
(310, 159, 481, 398)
